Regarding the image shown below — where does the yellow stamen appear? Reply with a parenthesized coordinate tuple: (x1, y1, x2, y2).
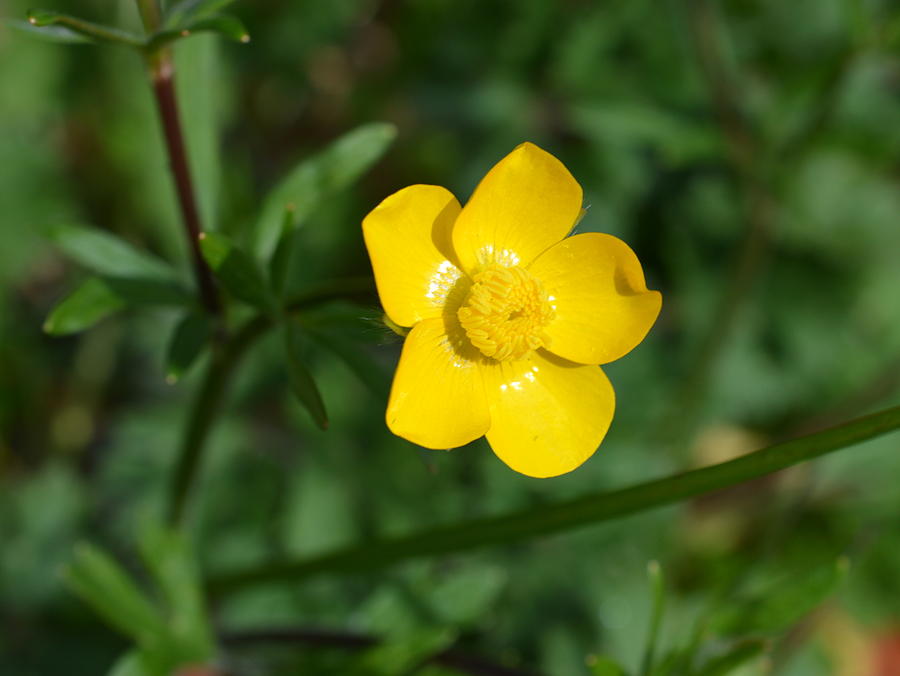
(457, 264, 555, 361)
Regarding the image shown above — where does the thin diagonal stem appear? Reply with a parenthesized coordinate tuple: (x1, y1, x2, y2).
(207, 404, 900, 596)
(137, 0, 220, 314)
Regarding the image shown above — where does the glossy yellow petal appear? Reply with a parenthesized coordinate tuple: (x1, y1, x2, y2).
(482, 350, 614, 477)
(387, 317, 490, 449)
(529, 233, 662, 365)
(452, 143, 583, 274)
(363, 185, 464, 327)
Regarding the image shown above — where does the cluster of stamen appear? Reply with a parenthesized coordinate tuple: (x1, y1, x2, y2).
(457, 264, 555, 361)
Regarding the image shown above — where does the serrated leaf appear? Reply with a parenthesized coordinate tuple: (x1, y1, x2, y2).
(165, 0, 239, 27)
(253, 122, 397, 259)
(694, 640, 766, 676)
(25, 9, 144, 46)
(148, 14, 250, 50)
(165, 313, 211, 382)
(711, 558, 849, 637)
(44, 277, 191, 335)
(48, 223, 179, 282)
(3, 18, 89, 43)
(63, 543, 165, 643)
(199, 232, 273, 311)
(284, 322, 328, 430)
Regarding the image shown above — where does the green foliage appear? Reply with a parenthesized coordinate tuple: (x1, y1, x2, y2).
(252, 122, 398, 259)
(199, 231, 274, 311)
(165, 312, 212, 382)
(284, 320, 329, 430)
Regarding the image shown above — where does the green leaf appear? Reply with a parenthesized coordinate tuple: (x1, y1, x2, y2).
(586, 655, 628, 676)
(307, 328, 391, 400)
(165, 312, 211, 383)
(25, 9, 144, 47)
(3, 18, 90, 43)
(356, 628, 456, 675)
(199, 232, 274, 311)
(137, 527, 213, 662)
(148, 14, 250, 50)
(694, 640, 766, 676)
(107, 652, 153, 676)
(44, 277, 191, 335)
(165, 0, 239, 27)
(268, 206, 298, 298)
(711, 558, 849, 637)
(208, 406, 900, 595)
(284, 322, 328, 430)
(640, 561, 665, 676)
(48, 223, 180, 282)
(63, 543, 165, 644)
(252, 122, 397, 259)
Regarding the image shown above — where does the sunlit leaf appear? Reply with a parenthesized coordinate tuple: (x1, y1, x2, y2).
(199, 231, 274, 311)
(586, 655, 627, 676)
(284, 321, 328, 430)
(253, 122, 397, 259)
(165, 312, 211, 383)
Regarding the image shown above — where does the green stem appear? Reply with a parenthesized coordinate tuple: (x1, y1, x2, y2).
(165, 317, 268, 526)
(207, 404, 900, 596)
(164, 278, 376, 525)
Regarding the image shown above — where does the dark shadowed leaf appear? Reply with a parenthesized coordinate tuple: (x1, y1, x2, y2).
(199, 232, 274, 311)
(253, 122, 397, 259)
(165, 312, 212, 382)
(284, 322, 328, 430)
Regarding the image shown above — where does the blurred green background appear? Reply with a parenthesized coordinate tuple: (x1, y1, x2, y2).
(2, 0, 900, 674)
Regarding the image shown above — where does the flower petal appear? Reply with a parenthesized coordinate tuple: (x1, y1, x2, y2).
(529, 233, 662, 365)
(386, 317, 490, 450)
(452, 143, 583, 274)
(363, 185, 464, 328)
(482, 350, 614, 478)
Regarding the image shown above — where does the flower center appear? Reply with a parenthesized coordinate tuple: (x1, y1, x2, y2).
(457, 264, 555, 362)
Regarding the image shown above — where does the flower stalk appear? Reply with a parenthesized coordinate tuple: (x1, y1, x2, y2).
(137, 0, 220, 314)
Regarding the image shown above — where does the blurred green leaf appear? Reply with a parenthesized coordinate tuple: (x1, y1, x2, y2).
(694, 640, 766, 676)
(148, 14, 250, 50)
(165, 312, 211, 383)
(284, 321, 328, 430)
(252, 122, 397, 259)
(3, 18, 90, 43)
(640, 561, 665, 676)
(44, 276, 191, 335)
(426, 564, 507, 627)
(25, 9, 144, 47)
(268, 206, 298, 298)
(199, 231, 273, 311)
(355, 628, 455, 675)
(165, 0, 239, 28)
(307, 327, 391, 400)
(63, 543, 165, 644)
(137, 528, 213, 662)
(711, 558, 849, 636)
(48, 223, 180, 282)
(107, 652, 152, 676)
(587, 655, 628, 676)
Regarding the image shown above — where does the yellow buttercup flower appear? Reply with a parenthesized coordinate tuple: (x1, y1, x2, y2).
(362, 142, 661, 477)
